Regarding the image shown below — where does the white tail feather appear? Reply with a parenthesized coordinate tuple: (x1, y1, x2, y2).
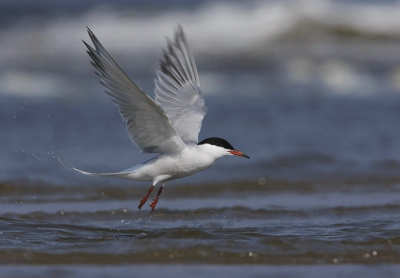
(57, 156, 131, 179)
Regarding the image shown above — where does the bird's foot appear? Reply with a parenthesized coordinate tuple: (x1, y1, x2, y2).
(138, 185, 155, 209)
(138, 196, 148, 209)
(149, 197, 159, 212)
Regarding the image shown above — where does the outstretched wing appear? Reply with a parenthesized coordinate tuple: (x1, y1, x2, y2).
(155, 25, 207, 144)
(84, 27, 186, 153)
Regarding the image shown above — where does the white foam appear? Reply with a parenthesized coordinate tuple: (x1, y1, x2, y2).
(1, 0, 400, 97)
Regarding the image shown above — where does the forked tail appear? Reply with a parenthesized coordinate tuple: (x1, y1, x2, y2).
(57, 156, 131, 179)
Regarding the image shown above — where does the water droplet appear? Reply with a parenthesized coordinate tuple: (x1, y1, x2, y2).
(258, 177, 266, 185)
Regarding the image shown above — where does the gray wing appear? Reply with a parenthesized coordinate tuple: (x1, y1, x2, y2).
(84, 28, 186, 154)
(154, 25, 207, 144)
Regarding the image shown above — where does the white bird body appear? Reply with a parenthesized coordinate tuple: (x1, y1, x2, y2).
(76, 143, 227, 183)
(136, 144, 225, 180)
(62, 25, 249, 211)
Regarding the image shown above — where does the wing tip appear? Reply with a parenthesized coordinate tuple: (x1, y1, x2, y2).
(86, 26, 96, 41)
(175, 24, 183, 36)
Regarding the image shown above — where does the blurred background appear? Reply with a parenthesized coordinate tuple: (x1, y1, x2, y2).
(2, 0, 400, 185)
(2, 0, 400, 275)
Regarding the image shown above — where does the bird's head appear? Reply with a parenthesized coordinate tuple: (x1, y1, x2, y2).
(197, 137, 250, 159)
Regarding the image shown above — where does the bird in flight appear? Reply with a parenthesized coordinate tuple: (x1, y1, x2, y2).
(67, 25, 249, 211)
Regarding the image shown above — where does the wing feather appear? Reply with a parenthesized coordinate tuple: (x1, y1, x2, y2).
(155, 25, 207, 144)
(84, 27, 186, 154)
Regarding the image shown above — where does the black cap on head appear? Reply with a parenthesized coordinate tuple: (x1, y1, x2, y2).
(198, 137, 234, 150)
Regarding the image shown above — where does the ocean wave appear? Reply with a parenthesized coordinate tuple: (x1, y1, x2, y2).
(1, 215, 399, 265)
(1, 0, 400, 98)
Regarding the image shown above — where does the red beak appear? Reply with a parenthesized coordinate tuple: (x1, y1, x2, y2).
(229, 150, 250, 159)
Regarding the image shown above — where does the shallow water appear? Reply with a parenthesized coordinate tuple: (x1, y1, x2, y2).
(3, 88, 400, 277)
(1, 178, 399, 272)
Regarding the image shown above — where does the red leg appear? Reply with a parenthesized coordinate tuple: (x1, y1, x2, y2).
(138, 185, 154, 209)
(149, 186, 164, 212)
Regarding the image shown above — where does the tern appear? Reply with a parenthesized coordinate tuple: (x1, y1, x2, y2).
(65, 26, 249, 211)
